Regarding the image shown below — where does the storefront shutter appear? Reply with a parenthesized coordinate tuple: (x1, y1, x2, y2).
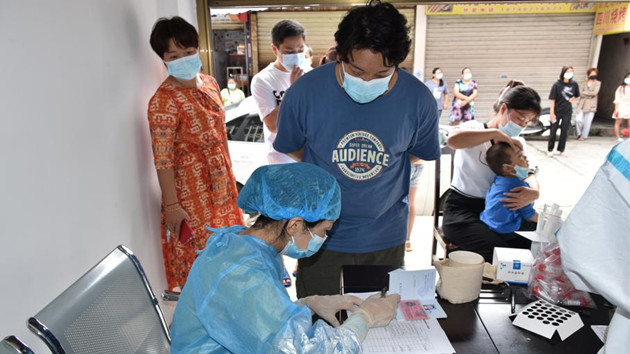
(425, 13, 595, 123)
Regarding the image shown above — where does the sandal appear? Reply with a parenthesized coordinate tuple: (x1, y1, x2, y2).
(282, 267, 292, 287)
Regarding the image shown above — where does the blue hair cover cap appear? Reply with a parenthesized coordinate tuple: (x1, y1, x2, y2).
(237, 163, 341, 222)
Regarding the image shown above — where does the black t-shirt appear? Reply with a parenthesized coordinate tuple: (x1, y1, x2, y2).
(549, 80, 580, 116)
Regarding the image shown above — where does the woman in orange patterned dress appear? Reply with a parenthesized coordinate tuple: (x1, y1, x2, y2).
(148, 17, 243, 290)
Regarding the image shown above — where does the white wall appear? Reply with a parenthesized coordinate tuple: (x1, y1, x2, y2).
(0, 0, 196, 350)
(412, 5, 427, 81)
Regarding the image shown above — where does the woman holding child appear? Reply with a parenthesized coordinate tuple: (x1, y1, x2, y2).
(442, 84, 542, 262)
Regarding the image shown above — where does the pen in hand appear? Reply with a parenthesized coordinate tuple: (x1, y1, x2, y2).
(381, 287, 388, 298)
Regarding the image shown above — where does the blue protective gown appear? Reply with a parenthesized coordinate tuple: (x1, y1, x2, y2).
(170, 225, 362, 353)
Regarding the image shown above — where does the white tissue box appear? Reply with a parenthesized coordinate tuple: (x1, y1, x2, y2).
(492, 247, 534, 285)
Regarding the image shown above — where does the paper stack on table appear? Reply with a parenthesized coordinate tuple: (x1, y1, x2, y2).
(348, 268, 456, 353)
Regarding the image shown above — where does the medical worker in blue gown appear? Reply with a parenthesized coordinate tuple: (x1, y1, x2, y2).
(558, 140, 630, 354)
(170, 162, 400, 353)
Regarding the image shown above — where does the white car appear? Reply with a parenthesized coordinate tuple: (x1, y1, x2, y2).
(225, 96, 268, 189)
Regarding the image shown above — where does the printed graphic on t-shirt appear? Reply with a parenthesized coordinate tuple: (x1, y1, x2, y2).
(273, 90, 285, 105)
(432, 87, 442, 100)
(561, 85, 574, 101)
(332, 130, 390, 181)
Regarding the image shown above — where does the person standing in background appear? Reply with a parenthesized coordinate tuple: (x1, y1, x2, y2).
(147, 17, 243, 290)
(449, 67, 478, 126)
(220, 78, 246, 107)
(424, 67, 449, 119)
(613, 72, 630, 142)
(303, 44, 314, 72)
(547, 65, 579, 157)
(575, 68, 600, 141)
(251, 19, 307, 165)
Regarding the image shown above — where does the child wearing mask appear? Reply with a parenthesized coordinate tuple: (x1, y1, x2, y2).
(481, 142, 539, 234)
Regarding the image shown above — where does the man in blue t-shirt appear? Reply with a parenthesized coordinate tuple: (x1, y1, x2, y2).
(481, 142, 539, 234)
(274, 2, 441, 298)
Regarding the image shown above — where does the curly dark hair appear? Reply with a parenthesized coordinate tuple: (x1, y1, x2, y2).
(334, 1, 411, 67)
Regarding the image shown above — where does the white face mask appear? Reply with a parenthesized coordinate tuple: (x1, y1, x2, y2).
(463, 73, 472, 81)
(564, 72, 574, 80)
(435, 73, 443, 80)
(341, 62, 394, 104)
(281, 52, 306, 71)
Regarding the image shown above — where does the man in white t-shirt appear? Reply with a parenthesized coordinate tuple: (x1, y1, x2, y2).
(251, 20, 309, 164)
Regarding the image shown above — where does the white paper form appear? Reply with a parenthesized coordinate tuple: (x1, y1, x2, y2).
(389, 269, 447, 319)
(516, 231, 553, 243)
(362, 318, 455, 354)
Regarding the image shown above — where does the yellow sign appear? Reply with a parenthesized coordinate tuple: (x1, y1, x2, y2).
(593, 2, 630, 35)
(426, 3, 596, 16)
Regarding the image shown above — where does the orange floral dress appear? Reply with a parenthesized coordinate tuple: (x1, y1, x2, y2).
(148, 74, 244, 290)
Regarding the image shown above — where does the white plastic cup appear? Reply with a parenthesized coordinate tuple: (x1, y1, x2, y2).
(448, 251, 484, 267)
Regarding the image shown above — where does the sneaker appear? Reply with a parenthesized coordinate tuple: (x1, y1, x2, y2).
(547, 151, 554, 157)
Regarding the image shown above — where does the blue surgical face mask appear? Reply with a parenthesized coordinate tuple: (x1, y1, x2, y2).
(564, 72, 574, 80)
(341, 62, 394, 104)
(227, 83, 237, 90)
(505, 164, 529, 180)
(281, 52, 306, 71)
(435, 73, 443, 80)
(280, 228, 327, 259)
(165, 53, 202, 80)
(624, 78, 630, 85)
(463, 73, 472, 80)
(499, 111, 525, 137)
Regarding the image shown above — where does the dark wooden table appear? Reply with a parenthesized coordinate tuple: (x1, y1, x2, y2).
(475, 288, 612, 354)
(339, 265, 612, 353)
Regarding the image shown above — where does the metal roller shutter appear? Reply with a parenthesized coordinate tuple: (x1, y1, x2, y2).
(425, 14, 595, 123)
(255, 8, 416, 73)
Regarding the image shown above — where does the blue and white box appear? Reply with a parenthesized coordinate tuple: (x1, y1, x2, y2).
(492, 247, 534, 284)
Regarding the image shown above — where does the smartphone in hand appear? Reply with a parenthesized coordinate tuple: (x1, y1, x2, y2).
(179, 220, 194, 245)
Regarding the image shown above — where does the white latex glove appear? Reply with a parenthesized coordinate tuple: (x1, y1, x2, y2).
(303, 294, 363, 327)
(356, 293, 400, 328)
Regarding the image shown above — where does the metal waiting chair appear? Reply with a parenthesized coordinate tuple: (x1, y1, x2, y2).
(27, 245, 171, 354)
(431, 145, 459, 264)
(0, 336, 34, 354)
